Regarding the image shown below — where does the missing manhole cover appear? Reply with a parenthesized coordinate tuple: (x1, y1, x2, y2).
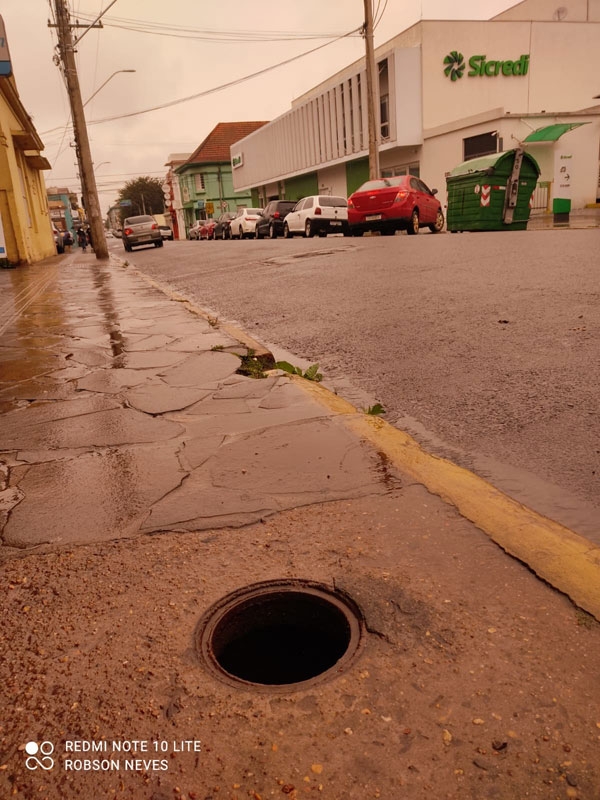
(196, 580, 363, 690)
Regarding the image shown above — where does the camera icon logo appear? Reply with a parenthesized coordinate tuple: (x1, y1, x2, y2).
(24, 741, 55, 771)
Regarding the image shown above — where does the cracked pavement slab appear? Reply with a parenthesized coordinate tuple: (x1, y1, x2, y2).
(0, 261, 394, 554)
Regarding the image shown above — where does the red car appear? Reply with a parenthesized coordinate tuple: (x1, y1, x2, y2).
(347, 175, 444, 236)
(199, 219, 217, 240)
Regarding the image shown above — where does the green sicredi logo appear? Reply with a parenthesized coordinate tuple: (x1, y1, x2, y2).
(444, 52, 530, 79)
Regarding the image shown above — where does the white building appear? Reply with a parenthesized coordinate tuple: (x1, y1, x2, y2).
(231, 0, 600, 213)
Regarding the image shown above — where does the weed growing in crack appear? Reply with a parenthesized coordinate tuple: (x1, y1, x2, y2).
(275, 361, 323, 382)
(364, 403, 386, 416)
(237, 349, 268, 379)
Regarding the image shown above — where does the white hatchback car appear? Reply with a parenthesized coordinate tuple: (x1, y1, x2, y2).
(230, 208, 263, 239)
(282, 195, 350, 238)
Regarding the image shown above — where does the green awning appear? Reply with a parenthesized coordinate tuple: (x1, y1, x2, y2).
(523, 122, 588, 142)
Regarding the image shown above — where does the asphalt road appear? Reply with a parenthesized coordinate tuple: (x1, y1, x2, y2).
(109, 228, 600, 539)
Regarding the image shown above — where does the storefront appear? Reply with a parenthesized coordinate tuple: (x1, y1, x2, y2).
(231, 0, 600, 212)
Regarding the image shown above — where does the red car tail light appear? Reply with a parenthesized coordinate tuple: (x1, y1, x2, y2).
(394, 191, 409, 203)
(151, 223, 158, 229)
(347, 199, 355, 209)
(314, 207, 322, 215)
(124, 228, 133, 235)
(273, 211, 280, 218)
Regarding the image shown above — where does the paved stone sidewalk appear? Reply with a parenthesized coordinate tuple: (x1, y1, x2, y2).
(0, 255, 395, 556)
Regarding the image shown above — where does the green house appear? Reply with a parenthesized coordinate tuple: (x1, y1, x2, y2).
(175, 122, 268, 234)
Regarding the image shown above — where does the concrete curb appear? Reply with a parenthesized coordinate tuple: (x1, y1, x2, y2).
(294, 378, 600, 623)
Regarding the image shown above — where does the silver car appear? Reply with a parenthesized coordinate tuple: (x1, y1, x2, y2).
(122, 215, 163, 251)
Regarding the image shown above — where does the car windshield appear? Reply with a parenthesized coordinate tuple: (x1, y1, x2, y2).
(244, 209, 262, 215)
(319, 196, 347, 207)
(356, 178, 405, 192)
(124, 215, 154, 224)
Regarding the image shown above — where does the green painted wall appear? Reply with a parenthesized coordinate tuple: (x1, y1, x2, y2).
(346, 158, 370, 194)
(284, 172, 318, 201)
(177, 162, 254, 229)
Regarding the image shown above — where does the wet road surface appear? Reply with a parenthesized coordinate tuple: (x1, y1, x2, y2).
(111, 229, 600, 539)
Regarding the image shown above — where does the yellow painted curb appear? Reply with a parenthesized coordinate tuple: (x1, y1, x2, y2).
(296, 377, 600, 621)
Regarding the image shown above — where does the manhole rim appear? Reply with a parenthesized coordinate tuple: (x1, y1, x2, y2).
(195, 578, 365, 692)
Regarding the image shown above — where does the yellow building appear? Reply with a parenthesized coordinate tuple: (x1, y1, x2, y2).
(0, 16, 54, 266)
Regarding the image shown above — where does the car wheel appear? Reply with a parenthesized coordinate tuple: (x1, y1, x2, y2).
(305, 219, 315, 238)
(283, 223, 292, 239)
(156, 240, 163, 247)
(239, 226, 244, 239)
(255, 226, 263, 239)
(407, 209, 419, 235)
(269, 224, 277, 239)
(429, 209, 445, 233)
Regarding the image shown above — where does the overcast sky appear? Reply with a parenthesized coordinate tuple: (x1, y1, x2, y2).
(3, 0, 515, 211)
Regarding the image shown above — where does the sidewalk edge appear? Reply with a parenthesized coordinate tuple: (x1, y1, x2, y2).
(295, 377, 600, 622)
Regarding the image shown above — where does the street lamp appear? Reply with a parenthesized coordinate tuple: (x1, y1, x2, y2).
(83, 69, 136, 107)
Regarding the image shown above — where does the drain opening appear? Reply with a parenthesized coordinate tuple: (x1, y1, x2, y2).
(198, 582, 362, 688)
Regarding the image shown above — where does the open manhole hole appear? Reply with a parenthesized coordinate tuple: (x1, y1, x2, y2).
(196, 580, 363, 690)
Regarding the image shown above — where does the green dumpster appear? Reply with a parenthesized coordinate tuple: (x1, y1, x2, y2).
(446, 149, 540, 232)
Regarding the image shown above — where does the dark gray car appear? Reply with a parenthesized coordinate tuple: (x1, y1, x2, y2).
(122, 215, 163, 251)
(255, 200, 296, 239)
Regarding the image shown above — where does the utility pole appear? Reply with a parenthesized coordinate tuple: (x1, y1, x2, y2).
(363, 0, 380, 179)
(53, 0, 108, 259)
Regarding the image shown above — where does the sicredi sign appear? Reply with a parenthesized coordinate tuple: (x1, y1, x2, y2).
(443, 51, 530, 81)
(232, 153, 243, 169)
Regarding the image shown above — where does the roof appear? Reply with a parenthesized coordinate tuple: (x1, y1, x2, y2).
(182, 121, 268, 167)
(522, 122, 588, 142)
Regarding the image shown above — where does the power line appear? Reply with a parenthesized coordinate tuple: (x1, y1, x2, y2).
(85, 27, 362, 126)
(72, 13, 359, 42)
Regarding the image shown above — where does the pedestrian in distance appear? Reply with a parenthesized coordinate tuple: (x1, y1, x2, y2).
(86, 225, 94, 251)
(76, 228, 88, 253)
(63, 230, 73, 253)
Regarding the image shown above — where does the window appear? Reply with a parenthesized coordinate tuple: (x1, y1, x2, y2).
(194, 173, 205, 192)
(381, 163, 420, 179)
(380, 94, 390, 140)
(463, 132, 498, 161)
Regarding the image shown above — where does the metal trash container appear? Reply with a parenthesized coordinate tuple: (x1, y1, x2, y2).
(446, 149, 540, 232)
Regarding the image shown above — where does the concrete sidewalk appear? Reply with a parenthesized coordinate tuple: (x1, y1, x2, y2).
(1, 252, 600, 800)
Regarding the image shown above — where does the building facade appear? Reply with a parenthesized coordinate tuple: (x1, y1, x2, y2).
(175, 122, 267, 237)
(0, 18, 54, 266)
(231, 0, 600, 213)
(47, 187, 79, 236)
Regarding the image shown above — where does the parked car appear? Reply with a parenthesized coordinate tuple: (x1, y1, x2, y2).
(282, 196, 350, 238)
(213, 212, 237, 240)
(158, 225, 174, 241)
(254, 200, 296, 239)
(52, 224, 64, 254)
(347, 175, 444, 236)
(230, 207, 263, 239)
(188, 221, 203, 240)
(199, 219, 217, 240)
(122, 215, 163, 251)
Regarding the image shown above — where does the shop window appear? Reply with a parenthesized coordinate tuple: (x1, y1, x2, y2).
(463, 132, 498, 161)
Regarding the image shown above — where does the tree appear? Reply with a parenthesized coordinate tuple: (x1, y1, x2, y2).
(117, 177, 164, 219)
